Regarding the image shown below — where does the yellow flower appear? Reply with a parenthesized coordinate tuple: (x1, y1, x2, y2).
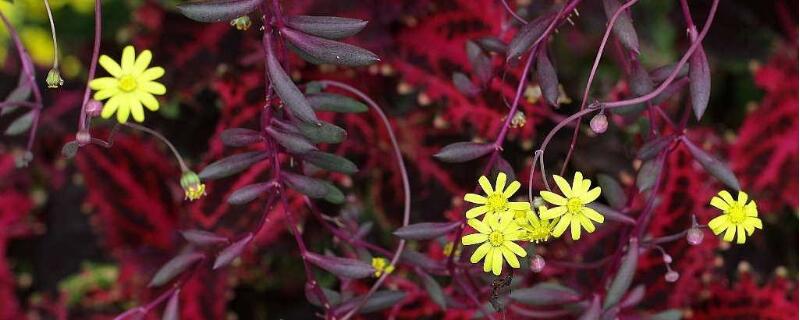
(371, 257, 394, 277)
(461, 211, 527, 276)
(180, 171, 206, 201)
(539, 172, 604, 240)
(517, 206, 557, 243)
(708, 190, 762, 244)
(464, 172, 529, 220)
(89, 46, 166, 123)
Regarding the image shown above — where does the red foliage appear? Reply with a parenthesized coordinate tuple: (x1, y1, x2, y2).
(690, 272, 798, 319)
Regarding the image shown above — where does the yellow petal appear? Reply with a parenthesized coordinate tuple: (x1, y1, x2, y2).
(718, 190, 735, 205)
(508, 201, 530, 211)
(121, 45, 136, 72)
(483, 248, 494, 272)
(579, 215, 596, 233)
(116, 96, 131, 123)
(98, 55, 122, 77)
(141, 81, 167, 95)
(93, 88, 118, 101)
(468, 218, 491, 234)
(710, 196, 730, 211)
(503, 241, 527, 257)
(89, 77, 118, 90)
(746, 201, 758, 217)
(136, 91, 160, 111)
(540, 206, 566, 220)
(141, 66, 165, 81)
(737, 191, 749, 206)
(130, 98, 145, 122)
(478, 176, 493, 194)
(707, 215, 728, 234)
(462, 233, 488, 245)
(464, 193, 486, 204)
(582, 207, 604, 223)
(570, 217, 581, 240)
(471, 243, 491, 263)
(572, 172, 584, 193)
(747, 217, 763, 229)
(553, 175, 572, 197)
(101, 95, 121, 119)
(466, 206, 488, 219)
(491, 249, 503, 275)
(499, 211, 515, 231)
(736, 225, 746, 244)
(723, 225, 736, 242)
(501, 247, 520, 268)
(552, 215, 570, 237)
(540, 191, 567, 206)
(133, 49, 152, 74)
(580, 187, 602, 204)
(495, 172, 507, 194)
(503, 181, 521, 198)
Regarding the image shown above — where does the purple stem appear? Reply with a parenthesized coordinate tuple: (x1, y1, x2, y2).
(79, 0, 102, 131)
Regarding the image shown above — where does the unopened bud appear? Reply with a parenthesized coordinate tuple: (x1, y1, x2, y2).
(85, 100, 103, 117)
(230, 16, 251, 30)
(511, 111, 526, 128)
(664, 270, 679, 282)
(687, 228, 704, 245)
(531, 196, 544, 208)
(663, 254, 672, 264)
(46, 68, 64, 89)
(590, 113, 608, 134)
(76, 130, 91, 146)
(530, 255, 545, 273)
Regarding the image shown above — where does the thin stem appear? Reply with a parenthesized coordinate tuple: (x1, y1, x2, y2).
(122, 123, 189, 172)
(497, 0, 527, 25)
(42, 0, 60, 69)
(79, 0, 102, 130)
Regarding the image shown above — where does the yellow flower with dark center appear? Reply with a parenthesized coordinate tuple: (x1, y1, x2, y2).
(516, 206, 557, 243)
(371, 257, 394, 277)
(539, 172, 604, 240)
(708, 190, 762, 244)
(461, 211, 526, 276)
(464, 172, 529, 220)
(89, 45, 166, 123)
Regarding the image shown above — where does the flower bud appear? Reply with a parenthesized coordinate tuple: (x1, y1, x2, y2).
(590, 113, 608, 134)
(511, 111, 526, 128)
(46, 68, 64, 89)
(686, 227, 704, 245)
(530, 255, 545, 273)
(662, 254, 672, 264)
(230, 16, 251, 30)
(180, 171, 206, 201)
(76, 130, 91, 146)
(15, 151, 33, 168)
(664, 270, 679, 282)
(85, 100, 103, 117)
(531, 196, 544, 209)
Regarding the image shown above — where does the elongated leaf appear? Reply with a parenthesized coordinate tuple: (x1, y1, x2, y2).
(4, 111, 34, 135)
(2, 74, 31, 116)
(213, 233, 253, 269)
(400, 250, 441, 270)
(306, 284, 342, 307)
(587, 203, 635, 225)
(683, 139, 740, 190)
(323, 182, 345, 204)
(689, 46, 711, 120)
(579, 295, 602, 320)
(162, 290, 180, 320)
(434, 141, 494, 163)
(266, 40, 320, 125)
(281, 172, 329, 198)
(420, 272, 446, 309)
(536, 48, 559, 106)
(181, 230, 228, 246)
(493, 157, 516, 182)
(507, 13, 553, 61)
(296, 120, 347, 144)
(282, 28, 379, 67)
(176, 0, 262, 23)
(227, 182, 275, 205)
(114, 307, 146, 320)
(149, 252, 205, 287)
(636, 160, 662, 192)
(637, 136, 673, 160)
(300, 151, 358, 174)
(614, 61, 651, 114)
(476, 36, 507, 53)
(603, 238, 639, 308)
(307, 93, 367, 113)
(603, 0, 640, 54)
(648, 309, 683, 320)
(619, 285, 645, 308)
(356, 291, 406, 314)
(650, 63, 688, 83)
(198, 151, 269, 180)
(393, 222, 461, 240)
(652, 77, 689, 105)
(266, 126, 317, 154)
(452, 72, 479, 97)
(466, 41, 492, 85)
(597, 174, 626, 209)
(305, 252, 374, 279)
(220, 128, 262, 147)
(286, 15, 368, 40)
(509, 283, 580, 306)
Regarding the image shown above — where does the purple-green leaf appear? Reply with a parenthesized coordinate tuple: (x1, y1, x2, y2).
(650, 63, 688, 83)
(286, 15, 368, 40)
(596, 174, 627, 209)
(266, 39, 320, 125)
(337, 291, 407, 314)
(614, 61, 652, 115)
(689, 45, 711, 120)
(509, 282, 581, 306)
(198, 151, 269, 180)
(452, 72, 479, 97)
(466, 41, 492, 85)
(579, 295, 602, 320)
(603, 238, 639, 308)
(62, 141, 79, 159)
(683, 138, 740, 190)
(281, 172, 329, 198)
(536, 48, 559, 107)
(637, 136, 673, 160)
(304, 252, 374, 279)
(400, 250, 441, 271)
(602, 0, 640, 54)
(475, 36, 507, 54)
(636, 159, 662, 192)
(282, 28, 379, 67)
(213, 233, 253, 269)
(148, 252, 204, 287)
(419, 272, 446, 309)
(296, 120, 347, 144)
(300, 151, 358, 174)
(507, 13, 553, 61)
(227, 182, 276, 205)
(180, 229, 228, 247)
(162, 289, 180, 320)
(266, 126, 317, 154)
(393, 222, 461, 240)
(4, 111, 34, 136)
(434, 141, 495, 163)
(176, 0, 262, 23)
(587, 203, 635, 225)
(307, 93, 367, 113)
(220, 128, 262, 147)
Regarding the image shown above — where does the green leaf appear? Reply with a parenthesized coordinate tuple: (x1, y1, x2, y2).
(297, 120, 347, 144)
(4, 111, 34, 136)
(420, 272, 446, 309)
(597, 174, 627, 209)
(300, 151, 358, 174)
(307, 93, 368, 113)
(603, 238, 639, 308)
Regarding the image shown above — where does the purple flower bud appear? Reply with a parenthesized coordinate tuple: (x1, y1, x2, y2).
(590, 113, 608, 134)
(76, 130, 91, 146)
(662, 254, 672, 264)
(530, 255, 545, 273)
(664, 270, 679, 282)
(687, 228, 704, 245)
(85, 100, 103, 117)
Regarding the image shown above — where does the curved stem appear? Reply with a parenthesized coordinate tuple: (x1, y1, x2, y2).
(43, 0, 60, 69)
(122, 123, 189, 172)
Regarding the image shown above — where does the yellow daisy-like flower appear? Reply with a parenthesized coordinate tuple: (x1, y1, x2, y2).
(89, 45, 166, 123)
(371, 257, 395, 277)
(461, 211, 527, 276)
(539, 172, 605, 240)
(708, 190, 762, 244)
(464, 172, 529, 220)
(516, 206, 557, 243)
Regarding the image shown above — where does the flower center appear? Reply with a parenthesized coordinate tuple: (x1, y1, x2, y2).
(488, 231, 505, 247)
(528, 227, 551, 243)
(727, 204, 746, 224)
(486, 193, 507, 212)
(118, 75, 138, 92)
(566, 197, 583, 214)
